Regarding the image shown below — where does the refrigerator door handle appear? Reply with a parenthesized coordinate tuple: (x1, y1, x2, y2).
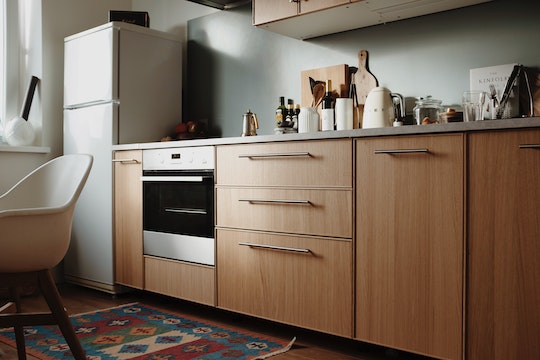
(64, 99, 119, 110)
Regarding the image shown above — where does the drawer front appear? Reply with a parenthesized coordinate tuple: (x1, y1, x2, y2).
(216, 187, 352, 238)
(216, 229, 353, 337)
(216, 139, 352, 187)
(145, 256, 215, 306)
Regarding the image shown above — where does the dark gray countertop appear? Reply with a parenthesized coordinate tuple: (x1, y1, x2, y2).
(112, 117, 540, 151)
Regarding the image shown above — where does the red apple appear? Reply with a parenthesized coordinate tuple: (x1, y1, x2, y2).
(174, 122, 187, 134)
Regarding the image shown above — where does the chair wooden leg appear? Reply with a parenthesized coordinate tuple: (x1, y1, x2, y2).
(37, 270, 86, 360)
(8, 287, 27, 360)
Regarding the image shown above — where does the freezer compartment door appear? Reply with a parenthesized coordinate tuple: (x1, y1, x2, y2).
(63, 102, 118, 286)
(64, 26, 117, 107)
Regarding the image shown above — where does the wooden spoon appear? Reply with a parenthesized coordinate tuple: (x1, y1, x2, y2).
(312, 82, 326, 108)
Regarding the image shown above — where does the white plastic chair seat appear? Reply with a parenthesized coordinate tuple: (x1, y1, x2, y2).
(0, 154, 93, 272)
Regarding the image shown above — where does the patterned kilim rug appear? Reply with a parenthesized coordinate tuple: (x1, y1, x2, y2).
(0, 303, 295, 359)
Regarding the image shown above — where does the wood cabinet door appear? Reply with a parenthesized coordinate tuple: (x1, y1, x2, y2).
(467, 130, 540, 360)
(299, 0, 350, 14)
(355, 134, 464, 360)
(217, 229, 353, 337)
(113, 150, 143, 289)
(253, 0, 298, 25)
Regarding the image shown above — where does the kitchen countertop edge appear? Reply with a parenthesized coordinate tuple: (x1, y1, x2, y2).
(112, 117, 540, 151)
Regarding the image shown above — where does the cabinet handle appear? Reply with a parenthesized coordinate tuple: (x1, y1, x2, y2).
(239, 242, 311, 254)
(238, 152, 311, 159)
(373, 148, 429, 154)
(112, 158, 140, 164)
(519, 144, 540, 149)
(238, 199, 311, 205)
(165, 207, 207, 215)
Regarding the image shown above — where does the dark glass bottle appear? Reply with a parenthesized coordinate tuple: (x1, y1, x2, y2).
(286, 99, 294, 127)
(275, 96, 286, 128)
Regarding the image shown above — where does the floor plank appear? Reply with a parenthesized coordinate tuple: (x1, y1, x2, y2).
(0, 283, 433, 360)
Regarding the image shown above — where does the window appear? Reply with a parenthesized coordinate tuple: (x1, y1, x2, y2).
(0, 0, 42, 146)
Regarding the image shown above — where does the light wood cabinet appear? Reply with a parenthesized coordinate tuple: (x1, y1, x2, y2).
(300, 0, 349, 15)
(217, 229, 353, 337)
(216, 187, 352, 238)
(145, 256, 215, 306)
(252, 0, 297, 25)
(355, 134, 464, 360)
(253, 0, 492, 40)
(216, 139, 354, 337)
(253, 0, 349, 25)
(467, 129, 540, 360)
(113, 150, 144, 289)
(216, 139, 352, 188)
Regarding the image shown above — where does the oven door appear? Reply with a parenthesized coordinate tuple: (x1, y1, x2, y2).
(142, 170, 214, 265)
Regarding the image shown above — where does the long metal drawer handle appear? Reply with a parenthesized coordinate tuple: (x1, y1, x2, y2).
(140, 176, 206, 182)
(238, 199, 311, 205)
(519, 144, 540, 149)
(374, 148, 429, 154)
(239, 242, 311, 254)
(238, 152, 311, 159)
(164, 207, 207, 215)
(112, 158, 140, 164)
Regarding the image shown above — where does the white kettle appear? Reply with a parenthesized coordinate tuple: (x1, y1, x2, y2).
(362, 87, 405, 128)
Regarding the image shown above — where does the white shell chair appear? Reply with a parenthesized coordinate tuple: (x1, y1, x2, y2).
(0, 154, 93, 360)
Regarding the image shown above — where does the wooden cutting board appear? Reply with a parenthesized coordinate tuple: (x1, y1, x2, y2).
(354, 50, 378, 127)
(301, 64, 349, 108)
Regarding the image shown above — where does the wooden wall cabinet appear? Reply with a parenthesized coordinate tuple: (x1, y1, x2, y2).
(355, 134, 464, 360)
(253, 0, 349, 26)
(216, 139, 354, 337)
(113, 150, 144, 289)
(253, 0, 492, 40)
(467, 129, 540, 359)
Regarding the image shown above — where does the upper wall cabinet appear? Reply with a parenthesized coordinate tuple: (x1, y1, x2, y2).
(253, 0, 492, 40)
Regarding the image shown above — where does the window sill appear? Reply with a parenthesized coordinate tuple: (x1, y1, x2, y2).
(0, 143, 51, 153)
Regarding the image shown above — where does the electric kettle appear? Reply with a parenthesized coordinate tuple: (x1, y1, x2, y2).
(241, 109, 259, 136)
(362, 87, 405, 128)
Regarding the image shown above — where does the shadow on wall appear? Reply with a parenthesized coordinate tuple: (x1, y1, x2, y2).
(187, 36, 221, 138)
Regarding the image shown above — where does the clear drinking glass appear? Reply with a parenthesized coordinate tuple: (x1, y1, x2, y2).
(462, 91, 486, 121)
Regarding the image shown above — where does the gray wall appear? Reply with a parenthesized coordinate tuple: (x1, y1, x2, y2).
(187, 0, 540, 138)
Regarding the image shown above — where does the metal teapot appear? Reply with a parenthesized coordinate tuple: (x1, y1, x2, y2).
(242, 109, 259, 136)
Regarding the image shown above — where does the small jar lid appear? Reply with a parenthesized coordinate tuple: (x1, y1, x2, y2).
(415, 95, 442, 106)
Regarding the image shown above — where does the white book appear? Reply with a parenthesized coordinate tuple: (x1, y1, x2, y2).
(470, 63, 519, 119)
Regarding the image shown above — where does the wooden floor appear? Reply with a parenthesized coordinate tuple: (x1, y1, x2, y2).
(0, 283, 433, 360)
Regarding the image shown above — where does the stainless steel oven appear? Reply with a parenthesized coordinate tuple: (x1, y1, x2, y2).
(142, 146, 215, 266)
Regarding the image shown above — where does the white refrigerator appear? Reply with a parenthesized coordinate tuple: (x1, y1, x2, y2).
(63, 22, 182, 293)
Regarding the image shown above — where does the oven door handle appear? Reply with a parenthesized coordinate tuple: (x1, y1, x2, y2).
(140, 176, 211, 182)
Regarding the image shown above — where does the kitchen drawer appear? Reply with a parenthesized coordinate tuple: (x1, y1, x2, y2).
(145, 256, 215, 306)
(216, 187, 352, 238)
(216, 139, 352, 187)
(216, 228, 353, 337)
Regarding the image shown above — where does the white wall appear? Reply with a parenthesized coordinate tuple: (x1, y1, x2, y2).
(0, 0, 213, 192)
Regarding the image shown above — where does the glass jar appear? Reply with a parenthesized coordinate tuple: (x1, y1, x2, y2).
(413, 96, 443, 125)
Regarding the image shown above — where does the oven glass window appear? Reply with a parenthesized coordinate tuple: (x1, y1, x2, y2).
(144, 175, 214, 238)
